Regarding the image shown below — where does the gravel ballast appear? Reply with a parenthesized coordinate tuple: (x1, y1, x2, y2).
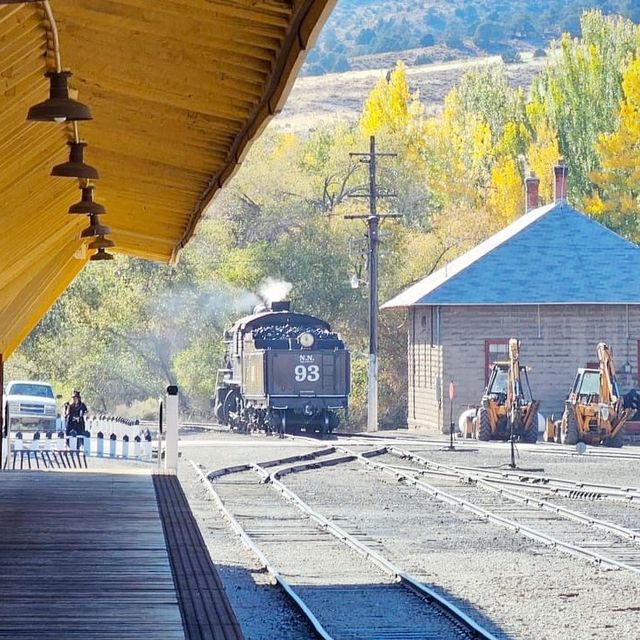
(178, 430, 640, 640)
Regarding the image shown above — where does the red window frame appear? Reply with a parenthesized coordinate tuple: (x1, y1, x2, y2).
(484, 339, 509, 384)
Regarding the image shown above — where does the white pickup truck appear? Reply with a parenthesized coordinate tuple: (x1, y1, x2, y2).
(5, 380, 58, 432)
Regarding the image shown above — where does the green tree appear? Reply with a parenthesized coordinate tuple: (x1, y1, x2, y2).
(531, 10, 640, 199)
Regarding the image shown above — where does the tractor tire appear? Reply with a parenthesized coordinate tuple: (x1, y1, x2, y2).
(603, 430, 624, 448)
(561, 408, 579, 445)
(477, 408, 492, 441)
(522, 420, 538, 444)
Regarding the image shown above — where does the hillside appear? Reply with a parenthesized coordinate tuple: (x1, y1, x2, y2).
(304, 0, 640, 75)
(274, 53, 545, 132)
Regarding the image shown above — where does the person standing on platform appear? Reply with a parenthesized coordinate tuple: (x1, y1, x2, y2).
(65, 391, 88, 441)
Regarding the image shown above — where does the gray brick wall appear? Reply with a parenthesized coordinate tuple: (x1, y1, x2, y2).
(409, 304, 640, 433)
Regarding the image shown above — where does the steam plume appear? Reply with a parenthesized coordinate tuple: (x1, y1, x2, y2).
(259, 278, 292, 306)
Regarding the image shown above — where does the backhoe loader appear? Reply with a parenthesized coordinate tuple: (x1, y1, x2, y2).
(476, 338, 539, 443)
(559, 343, 631, 447)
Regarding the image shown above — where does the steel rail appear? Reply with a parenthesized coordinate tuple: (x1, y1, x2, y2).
(386, 448, 640, 542)
(450, 464, 640, 500)
(207, 446, 338, 481)
(196, 448, 498, 640)
(336, 446, 640, 575)
(263, 461, 499, 640)
(190, 460, 334, 640)
(525, 446, 640, 461)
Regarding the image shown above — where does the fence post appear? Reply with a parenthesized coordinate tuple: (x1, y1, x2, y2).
(109, 433, 117, 458)
(122, 434, 129, 459)
(164, 386, 179, 474)
(83, 430, 91, 456)
(143, 430, 152, 459)
(96, 432, 104, 457)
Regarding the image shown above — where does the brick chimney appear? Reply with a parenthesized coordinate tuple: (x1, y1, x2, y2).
(525, 172, 540, 212)
(554, 159, 568, 202)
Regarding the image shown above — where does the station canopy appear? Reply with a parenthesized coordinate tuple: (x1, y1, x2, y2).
(0, 0, 334, 358)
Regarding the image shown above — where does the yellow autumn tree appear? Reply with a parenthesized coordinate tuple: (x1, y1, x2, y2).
(423, 89, 491, 209)
(360, 61, 423, 140)
(584, 58, 640, 242)
(487, 157, 524, 228)
(526, 100, 561, 205)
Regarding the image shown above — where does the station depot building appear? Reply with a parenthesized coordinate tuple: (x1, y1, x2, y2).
(383, 188, 640, 434)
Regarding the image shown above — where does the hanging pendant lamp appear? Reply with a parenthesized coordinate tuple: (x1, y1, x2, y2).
(27, 71, 92, 123)
(51, 141, 99, 179)
(80, 214, 111, 238)
(69, 185, 105, 215)
(88, 236, 115, 251)
(90, 247, 114, 261)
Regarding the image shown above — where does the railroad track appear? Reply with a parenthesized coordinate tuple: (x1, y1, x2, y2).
(331, 446, 640, 575)
(191, 447, 500, 640)
(421, 458, 640, 503)
(289, 430, 640, 462)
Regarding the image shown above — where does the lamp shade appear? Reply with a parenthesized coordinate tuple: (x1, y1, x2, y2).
(51, 141, 99, 179)
(87, 236, 115, 251)
(89, 247, 114, 261)
(80, 214, 111, 238)
(27, 71, 92, 122)
(69, 186, 105, 215)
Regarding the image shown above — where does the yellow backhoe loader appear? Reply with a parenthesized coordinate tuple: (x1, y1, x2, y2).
(559, 342, 631, 447)
(476, 338, 539, 443)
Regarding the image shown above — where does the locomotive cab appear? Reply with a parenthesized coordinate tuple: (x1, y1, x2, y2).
(214, 301, 350, 436)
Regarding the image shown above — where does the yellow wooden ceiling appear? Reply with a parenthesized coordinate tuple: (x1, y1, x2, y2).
(0, 0, 335, 357)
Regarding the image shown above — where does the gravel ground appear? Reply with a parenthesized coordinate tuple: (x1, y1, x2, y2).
(178, 430, 640, 640)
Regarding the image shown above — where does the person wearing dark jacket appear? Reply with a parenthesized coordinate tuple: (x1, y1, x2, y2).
(65, 391, 88, 437)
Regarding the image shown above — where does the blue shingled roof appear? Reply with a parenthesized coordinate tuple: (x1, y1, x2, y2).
(382, 202, 640, 307)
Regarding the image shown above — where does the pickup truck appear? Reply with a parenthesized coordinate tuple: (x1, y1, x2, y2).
(5, 380, 58, 432)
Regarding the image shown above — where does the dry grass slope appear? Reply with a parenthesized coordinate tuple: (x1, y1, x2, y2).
(274, 53, 545, 133)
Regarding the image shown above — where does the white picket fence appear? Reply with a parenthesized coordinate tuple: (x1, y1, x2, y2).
(1, 415, 154, 470)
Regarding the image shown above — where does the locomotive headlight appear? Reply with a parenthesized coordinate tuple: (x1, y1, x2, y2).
(299, 332, 315, 348)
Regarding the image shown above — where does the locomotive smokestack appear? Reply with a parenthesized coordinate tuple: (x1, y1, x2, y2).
(271, 300, 291, 312)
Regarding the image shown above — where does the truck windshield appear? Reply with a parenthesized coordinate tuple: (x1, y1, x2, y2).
(9, 384, 54, 398)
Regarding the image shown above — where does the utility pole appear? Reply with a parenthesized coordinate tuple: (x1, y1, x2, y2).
(345, 136, 399, 432)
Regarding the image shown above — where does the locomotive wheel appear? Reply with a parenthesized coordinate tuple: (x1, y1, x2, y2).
(319, 412, 331, 439)
(477, 408, 492, 441)
(561, 408, 579, 445)
(223, 390, 244, 431)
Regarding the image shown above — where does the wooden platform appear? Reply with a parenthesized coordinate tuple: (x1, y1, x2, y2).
(0, 470, 241, 639)
(154, 475, 244, 640)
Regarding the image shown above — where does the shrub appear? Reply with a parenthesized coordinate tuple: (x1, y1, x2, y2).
(501, 47, 522, 64)
(415, 54, 433, 66)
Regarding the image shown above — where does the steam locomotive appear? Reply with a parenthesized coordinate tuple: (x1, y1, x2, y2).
(213, 301, 350, 435)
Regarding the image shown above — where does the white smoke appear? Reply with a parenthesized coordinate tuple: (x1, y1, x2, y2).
(259, 278, 292, 306)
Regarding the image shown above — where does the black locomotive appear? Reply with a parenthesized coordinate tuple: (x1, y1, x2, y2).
(213, 301, 350, 435)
